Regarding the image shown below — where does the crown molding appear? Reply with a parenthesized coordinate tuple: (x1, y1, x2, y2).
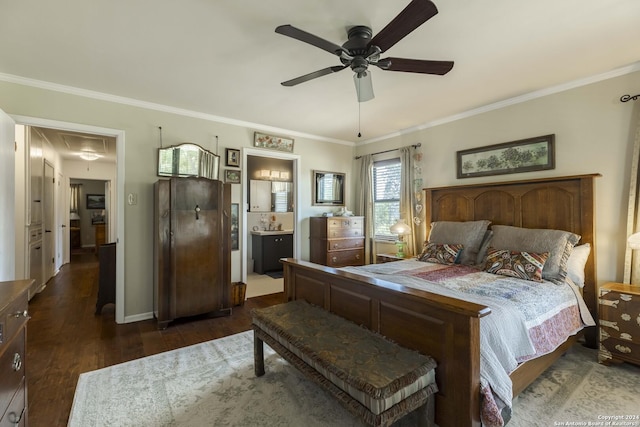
(0, 72, 354, 147)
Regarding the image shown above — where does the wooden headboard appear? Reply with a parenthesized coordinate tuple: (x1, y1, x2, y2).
(424, 173, 600, 347)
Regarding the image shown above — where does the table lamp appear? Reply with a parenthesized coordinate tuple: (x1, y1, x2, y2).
(390, 219, 411, 258)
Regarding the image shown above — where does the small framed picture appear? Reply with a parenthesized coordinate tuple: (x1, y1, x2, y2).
(225, 169, 241, 184)
(226, 148, 240, 167)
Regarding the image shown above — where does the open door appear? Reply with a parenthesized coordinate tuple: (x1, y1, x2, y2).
(0, 108, 15, 280)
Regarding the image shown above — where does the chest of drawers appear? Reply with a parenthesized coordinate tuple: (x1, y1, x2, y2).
(598, 282, 640, 366)
(309, 216, 365, 267)
(0, 280, 31, 427)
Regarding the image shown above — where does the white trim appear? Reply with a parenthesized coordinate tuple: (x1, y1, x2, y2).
(360, 61, 640, 145)
(0, 72, 353, 147)
(10, 115, 127, 324)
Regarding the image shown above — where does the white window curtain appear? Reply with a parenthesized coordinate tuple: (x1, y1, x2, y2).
(623, 107, 640, 283)
(70, 183, 81, 213)
(356, 154, 374, 264)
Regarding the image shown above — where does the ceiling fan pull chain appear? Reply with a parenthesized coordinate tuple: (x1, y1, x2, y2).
(357, 95, 362, 138)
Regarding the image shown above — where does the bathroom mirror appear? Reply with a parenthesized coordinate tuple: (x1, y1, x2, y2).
(157, 143, 220, 180)
(313, 170, 345, 206)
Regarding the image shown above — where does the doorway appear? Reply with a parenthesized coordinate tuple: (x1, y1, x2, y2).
(11, 114, 126, 323)
(241, 148, 300, 298)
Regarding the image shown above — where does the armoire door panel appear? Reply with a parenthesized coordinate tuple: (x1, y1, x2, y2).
(154, 177, 231, 329)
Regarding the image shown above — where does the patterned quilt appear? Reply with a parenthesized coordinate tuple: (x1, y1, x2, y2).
(340, 260, 595, 427)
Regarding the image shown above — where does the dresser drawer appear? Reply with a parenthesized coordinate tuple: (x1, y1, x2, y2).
(326, 238, 364, 252)
(0, 330, 25, 419)
(1, 294, 28, 347)
(325, 249, 364, 267)
(327, 217, 363, 229)
(0, 379, 26, 427)
(599, 288, 640, 343)
(599, 336, 640, 365)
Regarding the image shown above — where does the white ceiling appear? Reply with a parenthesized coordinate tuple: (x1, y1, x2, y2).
(1, 0, 639, 146)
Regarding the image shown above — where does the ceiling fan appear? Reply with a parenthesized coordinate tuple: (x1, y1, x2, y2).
(275, 0, 454, 102)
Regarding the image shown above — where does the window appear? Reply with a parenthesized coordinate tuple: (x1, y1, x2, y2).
(373, 158, 401, 240)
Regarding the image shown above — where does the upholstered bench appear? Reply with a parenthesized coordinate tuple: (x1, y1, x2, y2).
(252, 300, 438, 427)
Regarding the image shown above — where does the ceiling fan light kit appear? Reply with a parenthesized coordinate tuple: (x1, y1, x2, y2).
(275, 0, 454, 103)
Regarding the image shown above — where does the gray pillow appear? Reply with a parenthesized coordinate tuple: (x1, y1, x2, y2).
(490, 225, 580, 284)
(428, 220, 491, 265)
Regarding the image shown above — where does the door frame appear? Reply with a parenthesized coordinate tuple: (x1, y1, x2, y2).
(241, 148, 300, 283)
(11, 115, 126, 324)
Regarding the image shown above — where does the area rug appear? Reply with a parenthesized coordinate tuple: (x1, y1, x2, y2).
(69, 331, 639, 427)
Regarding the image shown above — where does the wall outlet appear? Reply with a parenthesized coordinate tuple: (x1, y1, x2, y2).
(128, 193, 138, 205)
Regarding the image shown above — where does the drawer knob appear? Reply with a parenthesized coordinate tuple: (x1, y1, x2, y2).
(12, 352, 22, 371)
(13, 310, 28, 318)
(8, 407, 25, 425)
(355, 254, 360, 260)
(332, 257, 337, 263)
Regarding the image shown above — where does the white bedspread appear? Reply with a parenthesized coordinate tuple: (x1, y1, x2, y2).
(340, 260, 595, 426)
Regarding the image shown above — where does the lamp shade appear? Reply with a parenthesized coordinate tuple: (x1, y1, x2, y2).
(628, 232, 640, 249)
(390, 219, 411, 236)
(69, 212, 81, 220)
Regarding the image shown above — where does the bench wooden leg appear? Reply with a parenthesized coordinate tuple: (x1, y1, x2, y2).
(254, 330, 265, 377)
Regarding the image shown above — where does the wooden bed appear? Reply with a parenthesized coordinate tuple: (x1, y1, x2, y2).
(281, 174, 599, 426)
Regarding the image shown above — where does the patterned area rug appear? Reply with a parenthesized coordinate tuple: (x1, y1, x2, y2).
(69, 331, 639, 427)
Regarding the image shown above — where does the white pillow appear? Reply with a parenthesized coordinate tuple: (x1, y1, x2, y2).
(566, 243, 591, 287)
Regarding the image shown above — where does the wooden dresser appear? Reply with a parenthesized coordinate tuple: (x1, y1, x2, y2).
(310, 216, 365, 267)
(0, 280, 32, 427)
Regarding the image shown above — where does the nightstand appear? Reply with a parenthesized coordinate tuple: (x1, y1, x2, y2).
(376, 253, 406, 263)
(598, 282, 640, 366)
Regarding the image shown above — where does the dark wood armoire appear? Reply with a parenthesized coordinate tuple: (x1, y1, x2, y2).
(153, 177, 232, 329)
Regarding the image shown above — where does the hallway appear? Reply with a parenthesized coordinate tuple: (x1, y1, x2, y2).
(26, 254, 283, 425)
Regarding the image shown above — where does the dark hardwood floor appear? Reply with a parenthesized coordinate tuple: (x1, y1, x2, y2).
(26, 252, 284, 426)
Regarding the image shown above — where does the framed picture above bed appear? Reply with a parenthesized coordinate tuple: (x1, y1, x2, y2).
(457, 134, 555, 179)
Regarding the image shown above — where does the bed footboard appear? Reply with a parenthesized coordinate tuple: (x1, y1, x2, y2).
(282, 258, 491, 427)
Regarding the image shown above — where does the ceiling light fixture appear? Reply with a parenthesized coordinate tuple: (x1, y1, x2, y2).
(78, 151, 101, 161)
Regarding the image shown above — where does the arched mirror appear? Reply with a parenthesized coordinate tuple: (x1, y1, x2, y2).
(313, 170, 345, 206)
(157, 143, 220, 180)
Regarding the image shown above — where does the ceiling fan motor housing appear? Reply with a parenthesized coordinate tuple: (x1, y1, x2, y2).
(341, 26, 376, 74)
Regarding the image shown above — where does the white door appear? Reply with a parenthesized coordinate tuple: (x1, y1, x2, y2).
(44, 160, 55, 281)
(0, 108, 15, 280)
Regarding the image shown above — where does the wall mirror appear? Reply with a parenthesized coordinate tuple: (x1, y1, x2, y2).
(313, 170, 345, 206)
(157, 143, 220, 180)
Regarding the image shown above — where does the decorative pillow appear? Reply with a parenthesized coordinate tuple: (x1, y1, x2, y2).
(484, 247, 549, 282)
(490, 225, 580, 285)
(418, 243, 464, 265)
(566, 243, 591, 288)
(475, 230, 493, 266)
(428, 220, 491, 265)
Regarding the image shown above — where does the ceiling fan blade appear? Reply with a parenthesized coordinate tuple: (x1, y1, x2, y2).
(354, 72, 374, 102)
(276, 25, 347, 56)
(368, 0, 438, 53)
(377, 58, 453, 75)
(281, 65, 347, 87)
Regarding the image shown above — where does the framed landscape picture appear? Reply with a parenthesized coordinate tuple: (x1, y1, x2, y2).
(86, 194, 105, 209)
(254, 132, 294, 152)
(457, 134, 555, 179)
(225, 169, 241, 184)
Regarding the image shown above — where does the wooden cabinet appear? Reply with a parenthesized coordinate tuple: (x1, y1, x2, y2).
(153, 178, 232, 329)
(599, 282, 640, 366)
(0, 280, 32, 427)
(310, 216, 365, 267)
(252, 233, 293, 274)
(249, 180, 272, 212)
(94, 223, 106, 251)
